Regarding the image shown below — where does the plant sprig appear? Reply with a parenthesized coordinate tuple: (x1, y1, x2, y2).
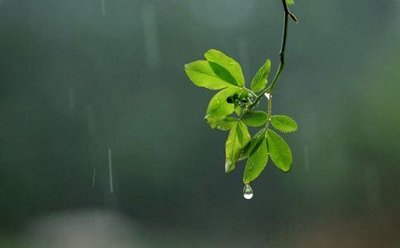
(184, 0, 298, 197)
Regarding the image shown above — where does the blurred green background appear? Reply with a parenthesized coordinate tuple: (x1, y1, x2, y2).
(1, 0, 399, 247)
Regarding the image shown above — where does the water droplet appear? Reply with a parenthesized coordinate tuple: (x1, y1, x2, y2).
(225, 161, 232, 172)
(68, 89, 75, 111)
(108, 148, 114, 194)
(142, 2, 160, 68)
(243, 184, 254, 200)
(92, 168, 96, 189)
(264, 92, 271, 100)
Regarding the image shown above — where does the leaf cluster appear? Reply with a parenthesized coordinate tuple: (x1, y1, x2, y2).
(185, 49, 298, 185)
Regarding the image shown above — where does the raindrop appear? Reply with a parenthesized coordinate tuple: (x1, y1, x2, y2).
(100, 0, 106, 16)
(92, 168, 96, 188)
(108, 148, 114, 194)
(364, 166, 381, 209)
(142, 2, 160, 68)
(225, 161, 232, 172)
(238, 38, 249, 73)
(243, 184, 254, 200)
(68, 88, 75, 111)
(304, 145, 309, 172)
(86, 106, 96, 136)
(187, 1, 254, 29)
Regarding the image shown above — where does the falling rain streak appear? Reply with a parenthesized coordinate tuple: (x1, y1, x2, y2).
(304, 145, 310, 172)
(108, 148, 114, 194)
(86, 106, 96, 136)
(142, 2, 160, 68)
(364, 166, 381, 209)
(92, 168, 96, 189)
(68, 89, 75, 111)
(238, 38, 250, 75)
(100, 0, 106, 16)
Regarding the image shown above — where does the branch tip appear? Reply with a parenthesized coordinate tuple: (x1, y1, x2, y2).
(289, 12, 299, 23)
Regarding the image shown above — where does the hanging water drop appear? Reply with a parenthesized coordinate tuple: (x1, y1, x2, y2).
(225, 161, 232, 172)
(243, 184, 254, 200)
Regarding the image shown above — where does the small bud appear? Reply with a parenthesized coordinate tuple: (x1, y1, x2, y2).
(289, 12, 299, 23)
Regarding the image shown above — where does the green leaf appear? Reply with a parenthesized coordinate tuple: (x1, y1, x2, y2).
(237, 121, 251, 148)
(286, 0, 295, 5)
(206, 90, 235, 119)
(225, 121, 250, 173)
(234, 106, 241, 116)
(213, 117, 239, 131)
(243, 138, 268, 184)
(225, 123, 239, 172)
(205, 88, 242, 125)
(270, 115, 298, 133)
(184, 60, 239, 90)
(209, 62, 239, 85)
(266, 129, 293, 172)
(242, 111, 268, 127)
(251, 59, 271, 93)
(239, 129, 266, 161)
(204, 49, 245, 87)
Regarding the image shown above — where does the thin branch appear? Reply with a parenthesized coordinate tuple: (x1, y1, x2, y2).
(249, 0, 297, 110)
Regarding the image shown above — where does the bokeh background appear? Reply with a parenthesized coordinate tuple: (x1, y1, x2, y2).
(1, 0, 400, 247)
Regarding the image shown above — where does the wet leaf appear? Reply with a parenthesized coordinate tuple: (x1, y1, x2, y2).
(204, 49, 245, 87)
(239, 129, 266, 161)
(242, 111, 268, 127)
(286, 0, 295, 5)
(270, 115, 298, 133)
(184, 60, 238, 90)
(213, 117, 239, 131)
(205, 88, 241, 124)
(266, 129, 293, 172)
(237, 121, 251, 148)
(251, 59, 271, 93)
(225, 121, 250, 173)
(243, 138, 268, 184)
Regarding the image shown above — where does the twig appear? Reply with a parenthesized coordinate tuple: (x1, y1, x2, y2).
(249, 0, 297, 110)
